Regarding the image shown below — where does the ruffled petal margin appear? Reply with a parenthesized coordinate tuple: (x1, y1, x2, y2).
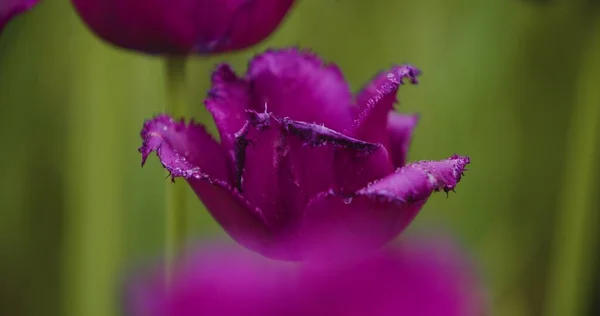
(349, 65, 421, 145)
(301, 155, 470, 258)
(139, 115, 273, 257)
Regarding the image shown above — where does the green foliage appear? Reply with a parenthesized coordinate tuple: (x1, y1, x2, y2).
(0, 1, 598, 315)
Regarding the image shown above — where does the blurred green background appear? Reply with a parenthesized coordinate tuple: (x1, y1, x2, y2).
(1, 0, 599, 315)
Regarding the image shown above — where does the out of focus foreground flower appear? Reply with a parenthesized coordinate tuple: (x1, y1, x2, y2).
(71, 0, 295, 54)
(0, 0, 39, 33)
(140, 48, 470, 260)
(125, 238, 484, 316)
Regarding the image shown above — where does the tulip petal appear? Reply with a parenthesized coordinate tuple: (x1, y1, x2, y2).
(205, 64, 252, 153)
(301, 155, 470, 256)
(0, 0, 39, 32)
(297, 236, 485, 316)
(233, 116, 306, 230)
(234, 110, 380, 229)
(331, 66, 421, 192)
(194, 0, 295, 53)
(140, 115, 230, 181)
(226, 48, 360, 224)
(72, 0, 198, 54)
(387, 112, 419, 168)
(139, 115, 272, 254)
(247, 48, 354, 131)
(358, 155, 470, 201)
(72, 0, 295, 55)
(126, 237, 484, 316)
(125, 243, 294, 316)
(349, 65, 421, 145)
(276, 114, 383, 201)
(187, 179, 274, 256)
(333, 146, 394, 194)
(207, 48, 358, 208)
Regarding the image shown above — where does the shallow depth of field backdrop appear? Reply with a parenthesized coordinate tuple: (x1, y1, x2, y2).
(1, 1, 599, 316)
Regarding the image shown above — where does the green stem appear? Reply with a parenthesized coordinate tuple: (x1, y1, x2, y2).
(164, 57, 189, 281)
(165, 58, 189, 118)
(543, 19, 600, 316)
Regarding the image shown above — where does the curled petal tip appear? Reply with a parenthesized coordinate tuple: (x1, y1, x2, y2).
(445, 155, 471, 191)
(356, 155, 471, 205)
(138, 114, 228, 182)
(451, 154, 471, 165)
(395, 64, 422, 85)
(414, 155, 471, 193)
(350, 64, 422, 148)
(139, 115, 170, 166)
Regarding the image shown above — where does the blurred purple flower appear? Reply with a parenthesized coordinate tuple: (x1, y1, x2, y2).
(139, 48, 470, 260)
(125, 238, 484, 316)
(71, 0, 295, 54)
(0, 0, 39, 33)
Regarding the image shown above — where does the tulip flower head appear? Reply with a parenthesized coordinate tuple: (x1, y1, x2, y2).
(71, 0, 295, 54)
(0, 0, 39, 33)
(140, 48, 471, 260)
(125, 238, 484, 316)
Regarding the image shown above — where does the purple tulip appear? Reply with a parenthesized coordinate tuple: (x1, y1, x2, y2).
(0, 0, 39, 33)
(125, 238, 484, 316)
(71, 0, 295, 54)
(139, 48, 471, 260)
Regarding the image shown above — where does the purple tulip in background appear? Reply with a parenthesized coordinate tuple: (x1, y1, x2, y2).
(71, 0, 295, 54)
(125, 237, 484, 316)
(0, 0, 39, 33)
(140, 48, 470, 260)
